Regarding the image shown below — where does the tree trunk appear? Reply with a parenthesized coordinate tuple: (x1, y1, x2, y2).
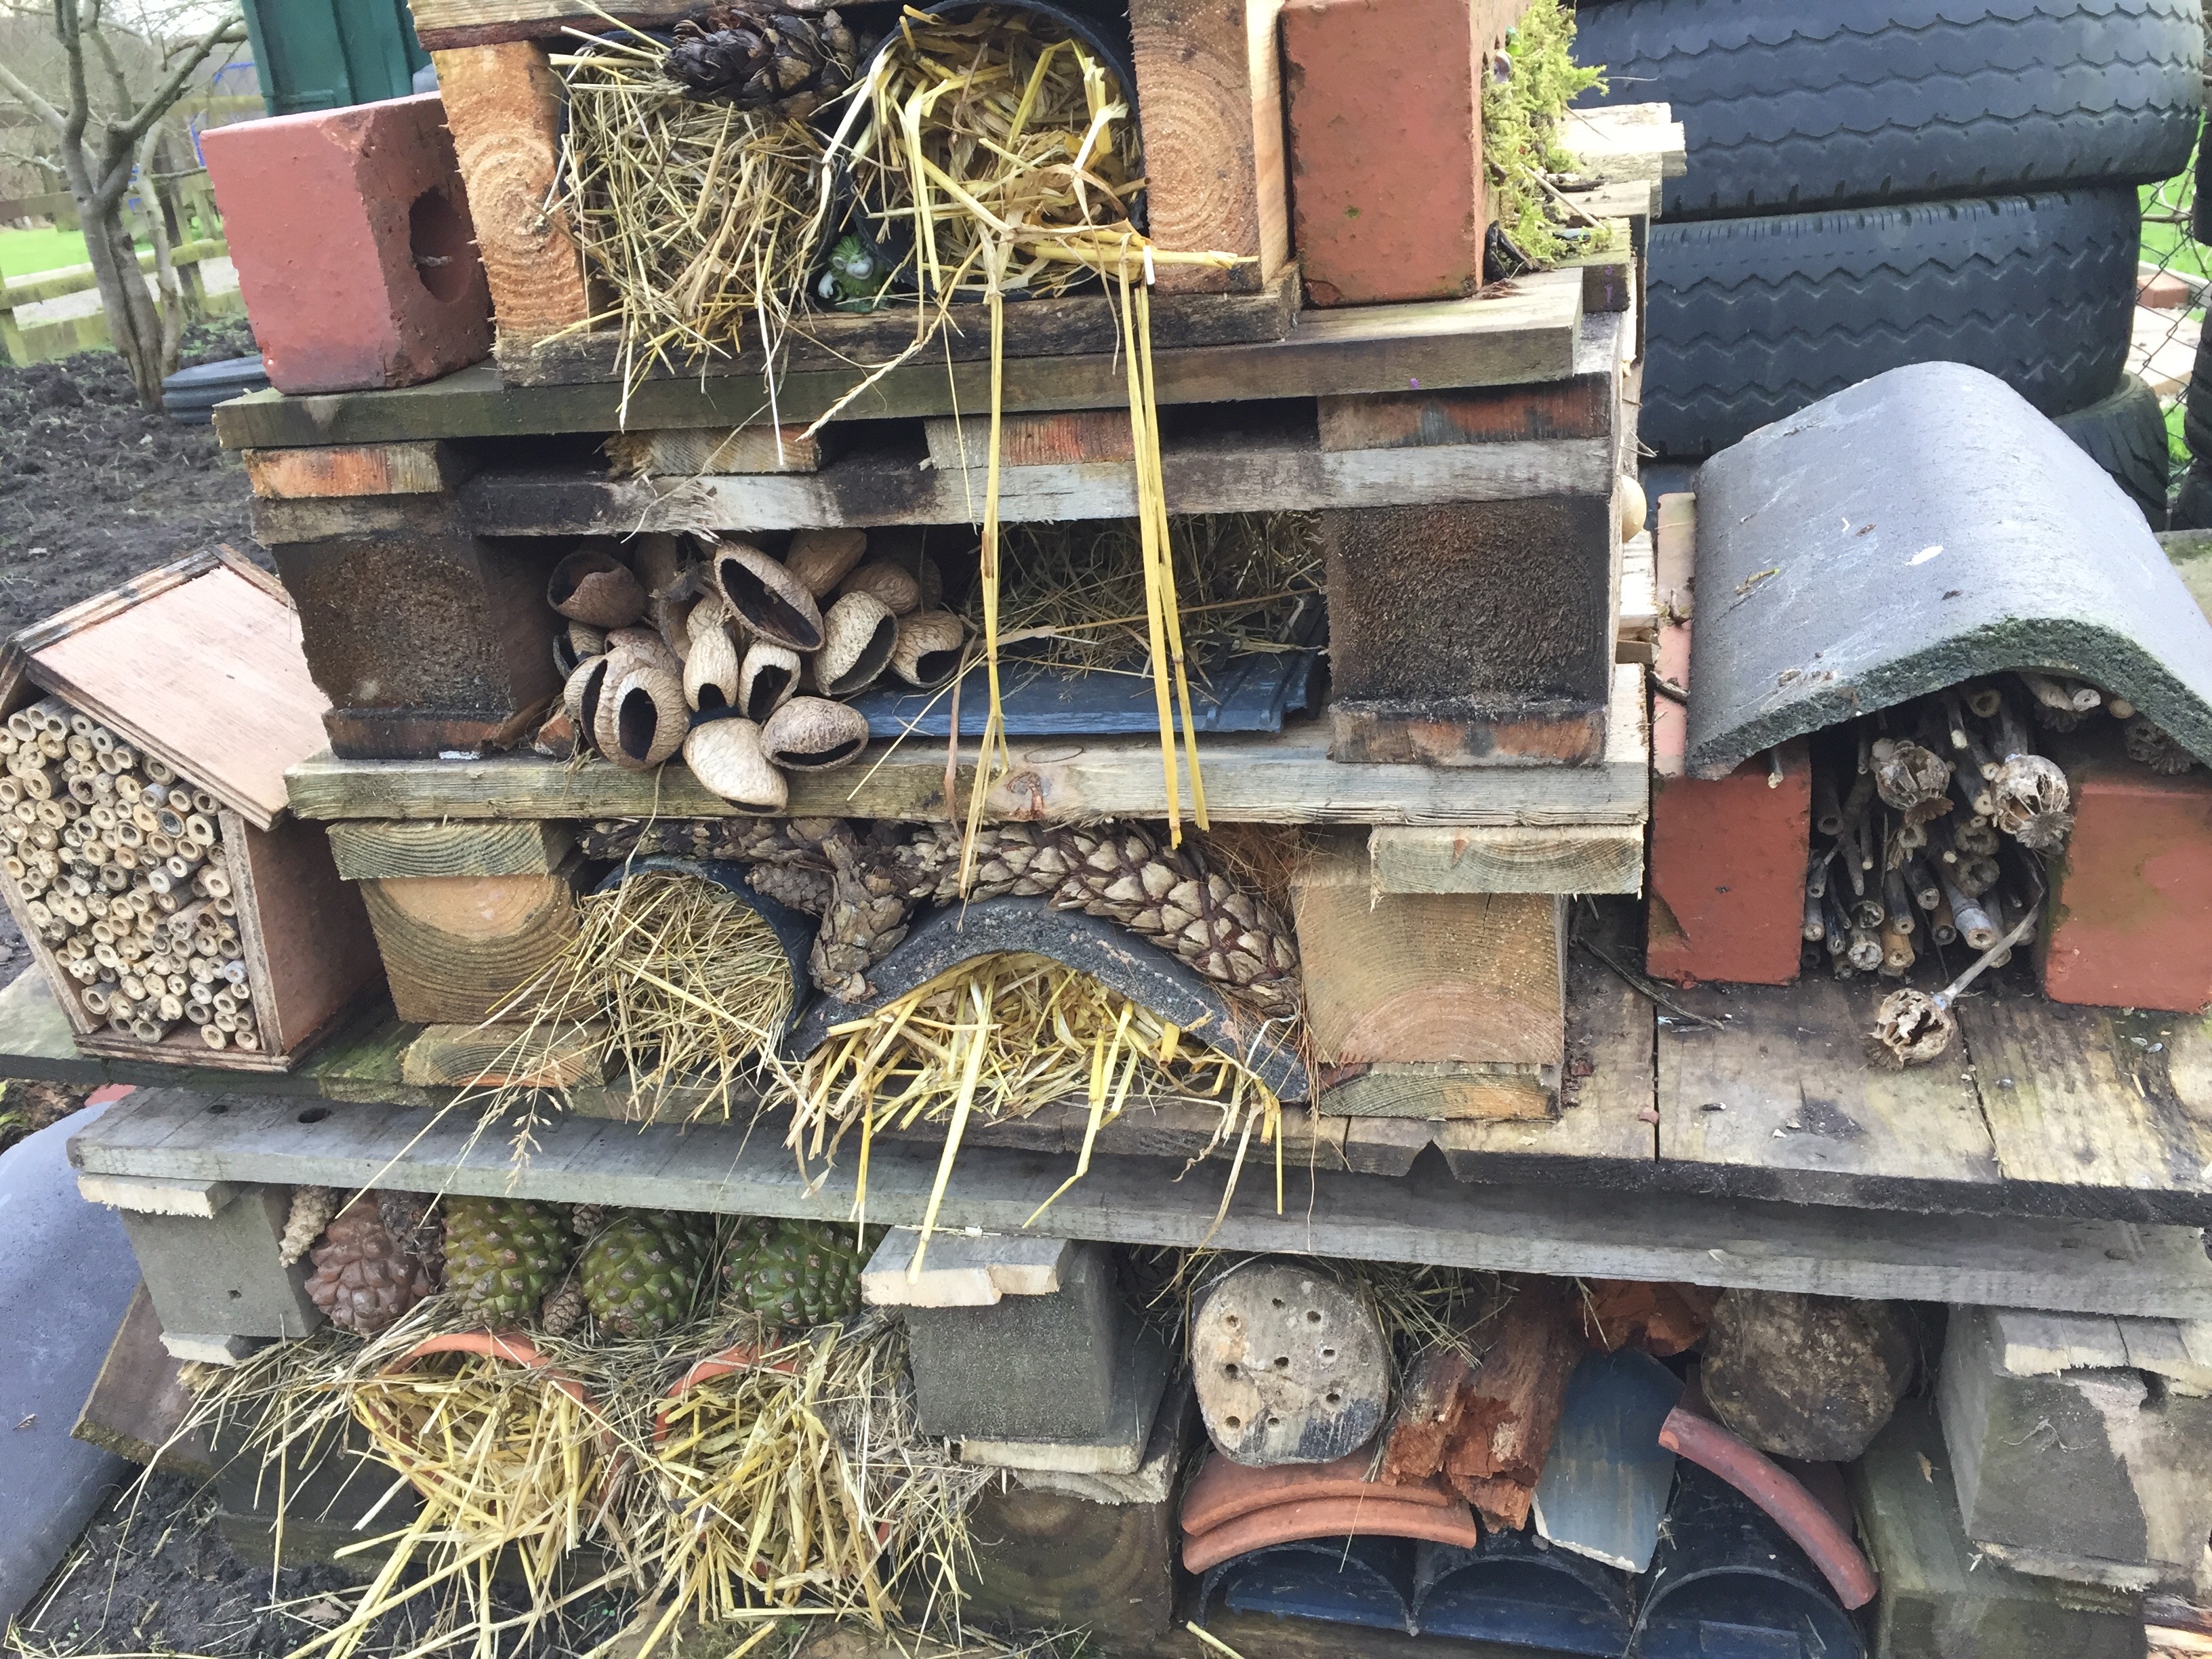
(63, 144, 176, 407)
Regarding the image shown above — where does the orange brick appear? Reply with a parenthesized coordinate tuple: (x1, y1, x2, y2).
(202, 94, 491, 394)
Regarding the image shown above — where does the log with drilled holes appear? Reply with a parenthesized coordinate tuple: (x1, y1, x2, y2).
(1189, 1258, 1390, 1467)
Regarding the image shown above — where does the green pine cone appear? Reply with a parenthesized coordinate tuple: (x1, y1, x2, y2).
(443, 1197, 575, 1326)
(579, 1209, 715, 1339)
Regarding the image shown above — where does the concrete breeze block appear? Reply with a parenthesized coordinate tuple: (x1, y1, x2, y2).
(1282, 0, 1516, 306)
(201, 93, 491, 394)
(120, 1185, 322, 1341)
(2041, 735, 2212, 1012)
(903, 1241, 1128, 1442)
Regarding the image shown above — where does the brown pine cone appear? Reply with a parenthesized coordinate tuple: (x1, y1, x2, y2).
(306, 1197, 438, 1334)
(376, 1191, 446, 1286)
(569, 1202, 609, 1240)
(580, 816, 848, 865)
(541, 1283, 587, 1339)
(811, 830, 912, 1000)
(749, 861, 834, 914)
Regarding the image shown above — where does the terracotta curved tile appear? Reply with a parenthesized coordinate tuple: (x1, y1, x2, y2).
(1182, 1496, 1479, 1574)
(1183, 1448, 1454, 1537)
(1659, 1406, 1878, 1609)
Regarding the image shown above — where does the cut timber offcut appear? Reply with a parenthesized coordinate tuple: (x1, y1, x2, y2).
(1191, 1258, 1389, 1467)
(1441, 1277, 1584, 1530)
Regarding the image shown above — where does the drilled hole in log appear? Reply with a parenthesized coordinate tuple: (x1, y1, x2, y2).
(1326, 1391, 1343, 1406)
(1224, 1415, 1242, 1431)
(1273, 1355, 1290, 1369)
(1307, 1309, 1323, 1324)
(1322, 1347, 1337, 1360)
(1223, 1364, 1239, 1378)
(1271, 1297, 1286, 1309)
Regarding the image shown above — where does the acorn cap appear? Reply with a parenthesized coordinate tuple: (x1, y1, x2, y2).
(683, 718, 787, 811)
(763, 697, 871, 771)
(739, 638, 802, 723)
(890, 610, 966, 689)
(684, 620, 743, 713)
(836, 560, 922, 616)
(812, 592, 898, 697)
(548, 548, 647, 628)
(598, 665, 687, 770)
(714, 539, 824, 652)
(785, 528, 869, 598)
(563, 655, 612, 752)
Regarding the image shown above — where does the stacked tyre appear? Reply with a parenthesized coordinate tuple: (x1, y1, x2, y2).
(1574, 0, 2201, 525)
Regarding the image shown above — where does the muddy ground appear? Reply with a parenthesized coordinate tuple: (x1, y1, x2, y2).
(0, 319, 262, 978)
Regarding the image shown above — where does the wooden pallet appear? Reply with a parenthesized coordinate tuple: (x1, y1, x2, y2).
(216, 267, 1597, 448)
(61, 1076, 2212, 1317)
(281, 663, 1650, 828)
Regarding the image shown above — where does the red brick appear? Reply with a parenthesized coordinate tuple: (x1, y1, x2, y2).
(1281, 0, 1521, 306)
(2139, 267, 2194, 310)
(2040, 740, 2212, 1012)
(1647, 737, 1810, 987)
(201, 94, 491, 395)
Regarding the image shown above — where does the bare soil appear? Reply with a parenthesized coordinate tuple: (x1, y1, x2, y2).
(0, 319, 264, 977)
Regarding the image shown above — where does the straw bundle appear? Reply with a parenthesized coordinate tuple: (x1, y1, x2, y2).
(985, 512, 1324, 676)
(790, 952, 1285, 1262)
(558, 28, 827, 415)
(478, 871, 796, 1129)
(630, 1319, 991, 1649)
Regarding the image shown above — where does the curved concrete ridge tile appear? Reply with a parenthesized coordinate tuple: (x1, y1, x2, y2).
(0, 1101, 138, 1628)
(1685, 361, 2212, 780)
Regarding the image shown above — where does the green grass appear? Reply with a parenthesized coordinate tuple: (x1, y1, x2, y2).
(0, 225, 94, 279)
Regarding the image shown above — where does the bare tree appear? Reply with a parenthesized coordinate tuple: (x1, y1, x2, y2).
(0, 1, 243, 403)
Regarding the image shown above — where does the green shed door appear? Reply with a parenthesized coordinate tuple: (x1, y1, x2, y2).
(240, 0, 431, 116)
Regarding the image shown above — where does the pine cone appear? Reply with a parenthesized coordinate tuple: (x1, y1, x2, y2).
(2127, 716, 2197, 775)
(811, 829, 911, 1000)
(888, 823, 1302, 1019)
(580, 815, 846, 865)
(663, 3, 859, 115)
(750, 861, 834, 914)
(306, 1197, 438, 1334)
(570, 1202, 609, 1240)
(541, 1283, 588, 1338)
(377, 1191, 446, 1286)
(280, 1185, 337, 1267)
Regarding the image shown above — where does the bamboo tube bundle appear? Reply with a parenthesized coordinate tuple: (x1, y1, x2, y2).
(0, 697, 264, 1051)
(792, 951, 1288, 1263)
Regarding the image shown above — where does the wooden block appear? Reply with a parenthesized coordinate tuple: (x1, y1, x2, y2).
(1317, 375, 1614, 453)
(1654, 491, 1695, 620)
(1322, 498, 1617, 765)
(1127, 0, 1289, 295)
(1292, 832, 1565, 1067)
(1191, 1258, 1390, 1466)
(1320, 1061, 1555, 1121)
(358, 854, 583, 1025)
(1370, 824, 1644, 895)
(1853, 1399, 2146, 1659)
(960, 1481, 1176, 1639)
(72, 1282, 211, 1477)
(603, 426, 834, 476)
(924, 409, 1135, 471)
(859, 1229, 1071, 1307)
(0, 962, 106, 1084)
(76, 1174, 237, 1216)
(432, 42, 590, 341)
(228, 811, 387, 1059)
(400, 1020, 607, 1088)
(1446, 1276, 1584, 1530)
(243, 442, 460, 499)
(1941, 1303, 2212, 1591)
(327, 819, 575, 880)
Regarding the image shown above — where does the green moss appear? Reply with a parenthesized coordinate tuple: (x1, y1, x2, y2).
(1483, 0, 1610, 270)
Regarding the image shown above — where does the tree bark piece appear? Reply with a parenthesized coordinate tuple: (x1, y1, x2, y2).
(1702, 1288, 1914, 1462)
(1442, 1277, 1584, 1529)
(1578, 1279, 1719, 1357)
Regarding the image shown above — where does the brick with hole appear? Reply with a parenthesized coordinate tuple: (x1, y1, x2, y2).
(200, 93, 493, 394)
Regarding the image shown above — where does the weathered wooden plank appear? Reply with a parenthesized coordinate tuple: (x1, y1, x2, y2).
(72, 1282, 211, 1477)
(0, 961, 106, 1084)
(499, 268, 1303, 385)
(285, 665, 1651, 828)
(1656, 977, 2005, 1210)
(1370, 823, 1645, 895)
(243, 442, 459, 499)
(67, 1084, 2212, 1316)
(1963, 985, 2212, 1221)
(326, 819, 575, 880)
(216, 271, 1588, 449)
(247, 425, 1616, 542)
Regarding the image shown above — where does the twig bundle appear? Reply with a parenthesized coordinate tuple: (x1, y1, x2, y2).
(558, 28, 827, 416)
(0, 695, 262, 1051)
(790, 951, 1285, 1261)
(981, 512, 1324, 675)
(480, 871, 797, 1128)
(632, 1320, 989, 1645)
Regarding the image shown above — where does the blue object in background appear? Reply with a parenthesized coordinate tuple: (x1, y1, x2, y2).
(239, 0, 431, 116)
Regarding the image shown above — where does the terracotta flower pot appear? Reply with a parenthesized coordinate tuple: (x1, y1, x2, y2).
(361, 1330, 603, 1498)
